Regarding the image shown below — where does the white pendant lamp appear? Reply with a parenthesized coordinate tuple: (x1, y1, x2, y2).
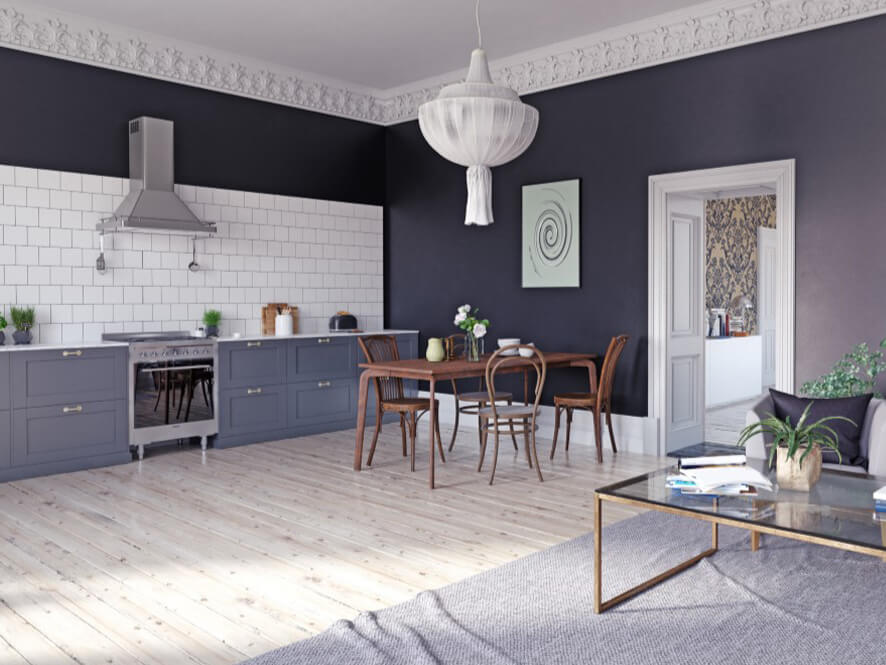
(418, 0, 539, 226)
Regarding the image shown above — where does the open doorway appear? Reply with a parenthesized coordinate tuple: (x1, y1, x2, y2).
(648, 161, 795, 455)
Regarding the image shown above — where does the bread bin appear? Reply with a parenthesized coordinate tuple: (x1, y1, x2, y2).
(329, 311, 358, 332)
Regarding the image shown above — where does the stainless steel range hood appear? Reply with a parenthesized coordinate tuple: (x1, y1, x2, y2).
(97, 117, 216, 236)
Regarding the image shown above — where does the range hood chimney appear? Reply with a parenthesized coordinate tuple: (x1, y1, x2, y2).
(97, 117, 216, 235)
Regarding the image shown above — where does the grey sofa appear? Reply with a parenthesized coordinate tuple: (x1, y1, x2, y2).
(744, 395, 886, 476)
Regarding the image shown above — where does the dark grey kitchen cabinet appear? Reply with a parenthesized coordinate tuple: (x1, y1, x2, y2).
(217, 340, 287, 389)
(218, 384, 288, 439)
(0, 353, 9, 409)
(11, 346, 127, 409)
(0, 411, 10, 469)
(287, 379, 355, 428)
(288, 337, 356, 381)
(11, 399, 127, 467)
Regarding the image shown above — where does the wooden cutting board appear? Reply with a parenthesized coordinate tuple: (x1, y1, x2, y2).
(261, 304, 299, 336)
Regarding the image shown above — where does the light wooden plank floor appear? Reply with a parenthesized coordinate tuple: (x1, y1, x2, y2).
(0, 426, 665, 665)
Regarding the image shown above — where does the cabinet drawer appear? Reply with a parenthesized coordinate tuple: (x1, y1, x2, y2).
(0, 353, 9, 410)
(219, 384, 287, 437)
(12, 400, 127, 467)
(11, 347, 127, 409)
(288, 379, 354, 427)
(0, 411, 9, 469)
(218, 340, 286, 389)
(288, 337, 356, 381)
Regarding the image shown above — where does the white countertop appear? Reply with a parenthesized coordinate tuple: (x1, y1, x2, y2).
(216, 329, 419, 343)
(0, 340, 129, 352)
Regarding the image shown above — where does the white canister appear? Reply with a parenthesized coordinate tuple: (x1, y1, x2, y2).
(275, 313, 294, 336)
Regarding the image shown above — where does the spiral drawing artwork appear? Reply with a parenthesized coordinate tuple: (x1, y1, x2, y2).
(522, 180, 580, 288)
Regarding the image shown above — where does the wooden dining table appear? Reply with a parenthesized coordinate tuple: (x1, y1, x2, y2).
(354, 351, 596, 488)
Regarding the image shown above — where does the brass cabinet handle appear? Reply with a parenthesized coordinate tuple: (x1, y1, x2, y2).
(63, 405, 83, 414)
(62, 349, 83, 357)
(317, 380, 331, 388)
(247, 341, 262, 348)
(247, 387, 263, 395)
(318, 338, 331, 344)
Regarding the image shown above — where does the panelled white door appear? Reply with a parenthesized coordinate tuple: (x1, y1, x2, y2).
(666, 195, 705, 450)
(758, 226, 777, 387)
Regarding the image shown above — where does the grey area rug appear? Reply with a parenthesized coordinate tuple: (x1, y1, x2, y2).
(241, 512, 886, 664)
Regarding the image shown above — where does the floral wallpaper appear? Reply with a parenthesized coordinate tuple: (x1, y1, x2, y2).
(705, 195, 776, 335)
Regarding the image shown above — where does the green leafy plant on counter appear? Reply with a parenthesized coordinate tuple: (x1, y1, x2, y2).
(203, 310, 222, 327)
(0, 311, 7, 329)
(801, 338, 886, 399)
(10, 306, 34, 331)
(736, 403, 852, 469)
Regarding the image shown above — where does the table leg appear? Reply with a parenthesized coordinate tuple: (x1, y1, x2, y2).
(751, 531, 761, 552)
(429, 377, 437, 489)
(354, 369, 371, 471)
(594, 492, 602, 614)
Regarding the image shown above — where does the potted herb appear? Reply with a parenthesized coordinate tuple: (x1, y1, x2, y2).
(10, 306, 34, 345)
(203, 309, 221, 337)
(737, 403, 852, 491)
(453, 304, 489, 362)
(0, 311, 7, 346)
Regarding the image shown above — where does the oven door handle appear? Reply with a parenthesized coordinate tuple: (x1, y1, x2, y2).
(138, 364, 214, 373)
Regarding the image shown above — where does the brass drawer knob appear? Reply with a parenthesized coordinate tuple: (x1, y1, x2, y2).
(63, 405, 83, 414)
(246, 387, 263, 395)
(62, 349, 83, 357)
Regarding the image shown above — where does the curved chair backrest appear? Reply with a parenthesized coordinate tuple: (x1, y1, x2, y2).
(357, 335, 404, 403)
(596, 334, 629, 411)
(445, 333, 466, 360)
(485, 345, 547, 424)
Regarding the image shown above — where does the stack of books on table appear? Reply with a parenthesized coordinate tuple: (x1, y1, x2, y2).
(667, 454, 773, 497)
(873, 486, 886, 521)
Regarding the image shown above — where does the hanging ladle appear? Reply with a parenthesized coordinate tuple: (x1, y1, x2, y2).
(95, 233, 107, 273)
(188, 238, 199, 272)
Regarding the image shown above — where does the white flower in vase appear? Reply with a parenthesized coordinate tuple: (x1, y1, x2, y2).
(454, 312, 467, 324)
(472, 322, 487, 338)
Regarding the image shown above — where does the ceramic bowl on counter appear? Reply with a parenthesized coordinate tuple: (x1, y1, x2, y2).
(518, 343, 536, 357)
(497, 337, 521, 355)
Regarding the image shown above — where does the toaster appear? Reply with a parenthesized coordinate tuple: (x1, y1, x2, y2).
(329, 311, 358, 331)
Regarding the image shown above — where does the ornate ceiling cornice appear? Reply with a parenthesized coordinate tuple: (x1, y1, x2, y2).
(1, 0, 884, 126)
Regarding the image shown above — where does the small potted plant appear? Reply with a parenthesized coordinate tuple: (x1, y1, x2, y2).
(0, 311, 7, 345)
(736, 402, 852, 491)
(203, 309, 221, 337)
(10, 306, 35, 345)
(453, 304, 489, 362)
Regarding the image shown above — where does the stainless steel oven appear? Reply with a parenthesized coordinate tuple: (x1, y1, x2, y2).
(128, 338, 218, 459)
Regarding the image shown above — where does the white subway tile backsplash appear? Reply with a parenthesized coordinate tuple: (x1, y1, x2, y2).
(0, 163, 383, 342)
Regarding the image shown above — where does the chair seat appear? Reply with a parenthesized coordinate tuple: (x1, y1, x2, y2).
(381, 397, 437, 412)
(554, 392, 598, 407)
(478, 404, 536, 419)
(458, 391, 513, 403)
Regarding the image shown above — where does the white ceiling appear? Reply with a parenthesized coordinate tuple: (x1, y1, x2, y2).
(30, 0, 700, 90)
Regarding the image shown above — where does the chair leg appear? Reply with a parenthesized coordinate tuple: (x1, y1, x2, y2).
(489, 430, 501, 485)
(531, 427, 544, 483)
(435, 412, 445, 463)
(522, 417, 532, 468)
(449, 399, 460, 452)
(409, 412, 417, 472)
(478, 422, 488, 472)
(550, 405, 561, 460)
(477, 413, 483, 449)
(399, 414, 407, 457)
(367, 408, 383, 466)
(507, 399, 518, 450)
(606, 407, 617, 453)
(565, 408, 573, 451)
(593, 409, 603, 464)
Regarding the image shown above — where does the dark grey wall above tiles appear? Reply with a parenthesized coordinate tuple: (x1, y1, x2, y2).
(0, 46, 385, 205)
(385, 16, 886, 415)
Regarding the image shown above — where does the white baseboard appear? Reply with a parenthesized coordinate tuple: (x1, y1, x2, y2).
(418, 391, 659, 456)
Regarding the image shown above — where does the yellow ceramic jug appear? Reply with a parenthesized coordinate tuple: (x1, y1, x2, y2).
(426, 337, 445, 362)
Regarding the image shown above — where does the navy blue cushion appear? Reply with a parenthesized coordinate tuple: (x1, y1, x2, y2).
(768, 389, 872, 466)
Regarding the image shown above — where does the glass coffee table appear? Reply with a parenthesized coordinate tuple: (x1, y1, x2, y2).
(593, 462, 886, 613)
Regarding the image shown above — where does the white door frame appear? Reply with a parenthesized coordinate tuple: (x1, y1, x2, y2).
(648, 159, 795, 455)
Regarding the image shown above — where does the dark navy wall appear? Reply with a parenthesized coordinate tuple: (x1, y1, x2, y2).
(0, 46, 385, 205)
(385, 16, 886, 416)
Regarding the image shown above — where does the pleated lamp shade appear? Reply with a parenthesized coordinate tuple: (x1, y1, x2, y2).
(418, 49, 539, 226)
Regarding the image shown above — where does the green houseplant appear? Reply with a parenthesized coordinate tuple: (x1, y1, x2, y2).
(203, 309, 221, 337)
(0, 310, 7, 346)
(10, 306, 35, 345)
(801, 338, 886, 399)
(737, 403, 852, 491)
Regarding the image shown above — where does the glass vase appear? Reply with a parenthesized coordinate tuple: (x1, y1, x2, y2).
(465, 331, 481, 362)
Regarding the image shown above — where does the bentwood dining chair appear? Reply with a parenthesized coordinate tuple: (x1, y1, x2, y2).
(445, 333, 518, 453)
(550, 334, 629, 464)
(477, 345, 547, 485)
(357, 335, 446, 471)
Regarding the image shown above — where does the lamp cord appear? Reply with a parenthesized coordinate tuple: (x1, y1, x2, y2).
(475, 0, 482, 48)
